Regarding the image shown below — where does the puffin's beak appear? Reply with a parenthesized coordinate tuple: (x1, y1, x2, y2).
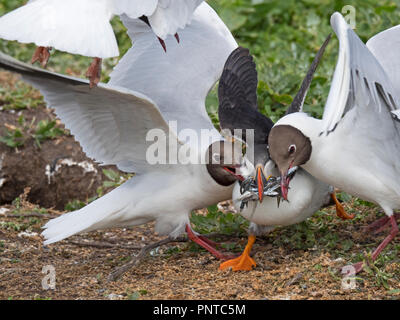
(256, 164, 268, 203)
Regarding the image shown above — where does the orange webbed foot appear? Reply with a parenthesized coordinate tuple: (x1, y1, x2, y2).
(219, 235, 256, 271)
(331, 193, 354, 220)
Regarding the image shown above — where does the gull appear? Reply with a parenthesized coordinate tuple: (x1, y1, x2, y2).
(268, 12, 400, 273)
(0, 3, 243, 261)
(0, 0, 203, 86)
(216, 43, 352, 271)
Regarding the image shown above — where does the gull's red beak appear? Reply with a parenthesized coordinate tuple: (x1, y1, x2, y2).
(223, 164, 244, 181)
(280, 163, 294, 201)
(280, 172, 290, 201)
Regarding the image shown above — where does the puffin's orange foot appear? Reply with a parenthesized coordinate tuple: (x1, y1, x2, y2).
(86, 57, 102, 88)
(31, 46, 51, 68)
(219, 235, 256, 271)
(219, 253, 256, 271)
(331, 193, 354, 220)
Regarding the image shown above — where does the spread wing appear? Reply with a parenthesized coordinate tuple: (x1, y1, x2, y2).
(0, 52, 183, 173)
(147, 0, 204, 39)
(109, 3, 238, 139)
(366, 24, 400, 119)
(113, 0, 158, 19)
(218, 46, 273, 144)
(286, 34, 331, 115)
(318, 13, 400, 194)
(320, 12, 400, 135)
(0, 0, 118, 58)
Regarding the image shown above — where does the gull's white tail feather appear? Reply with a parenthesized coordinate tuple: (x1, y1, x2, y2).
(42, 177, 151, 245)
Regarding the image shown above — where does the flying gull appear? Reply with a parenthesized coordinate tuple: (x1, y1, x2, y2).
(0, 0, 203, 86)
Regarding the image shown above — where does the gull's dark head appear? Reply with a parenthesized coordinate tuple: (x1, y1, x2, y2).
(268, 124, 312, 200)
(206, 140, 243, 186)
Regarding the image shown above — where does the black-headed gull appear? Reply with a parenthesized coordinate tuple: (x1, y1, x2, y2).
(0, 0, 203, 86)
(216, 44, 352, 271)
(268, 12, 400, 273)
(0, 3, 243, 261)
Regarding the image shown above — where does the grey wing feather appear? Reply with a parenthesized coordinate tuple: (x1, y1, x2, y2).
(0, 52, 180, 173)
(286, 34, 331, 115)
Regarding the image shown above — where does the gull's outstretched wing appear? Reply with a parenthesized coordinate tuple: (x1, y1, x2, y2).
(0, 52, 182, 173)
(285, 34, 331, 115)
(320, 12, 400, 135)
(110, 2, 238, 138)
(367, 25, 400, 115)
(147, 0, 204, 39)
(0, 0, 118, 58)
(114, 0, 203, 39)
(113, 0, 158, 19)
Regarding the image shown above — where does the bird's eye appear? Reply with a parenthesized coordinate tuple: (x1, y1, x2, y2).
(212, 153, 221, 163)
(288, 144, 296, 154)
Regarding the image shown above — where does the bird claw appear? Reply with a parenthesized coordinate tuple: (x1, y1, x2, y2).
(86, 58, 102, 88)
(31, 46, 51, 68)
(158, 37, 167, 52)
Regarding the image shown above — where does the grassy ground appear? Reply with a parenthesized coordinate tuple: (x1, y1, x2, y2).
(0, 0, 399, 299)
(0, 197, 399, 300)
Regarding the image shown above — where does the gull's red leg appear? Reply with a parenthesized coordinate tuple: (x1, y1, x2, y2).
(344, 215, 399, 274)
(185, 224, 235, 260)
(367, 213, 400, 234)
(174, 33, 180, 43)
(85, 57, 102, 88)
(371, 215, 398, 260)
(197, 235, 218, 247)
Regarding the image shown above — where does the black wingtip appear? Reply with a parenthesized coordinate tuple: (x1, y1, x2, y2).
(285, 33, 332, 115)
(218, 47, 274, 145)
(218, 46, 258, 112)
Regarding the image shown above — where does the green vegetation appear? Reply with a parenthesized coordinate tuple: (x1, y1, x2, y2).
(0, 125, 24, 148)
(191, 205, 249, 235)
(0, 117, 65, 149)
(32, 119, 65, 148)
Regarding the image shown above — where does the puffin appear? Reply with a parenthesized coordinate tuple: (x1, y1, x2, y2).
(216, 41, 352, 271)
(268, 12, 400, 273)
(0, 0, 203, 87)
(0, 3, 245, 261)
